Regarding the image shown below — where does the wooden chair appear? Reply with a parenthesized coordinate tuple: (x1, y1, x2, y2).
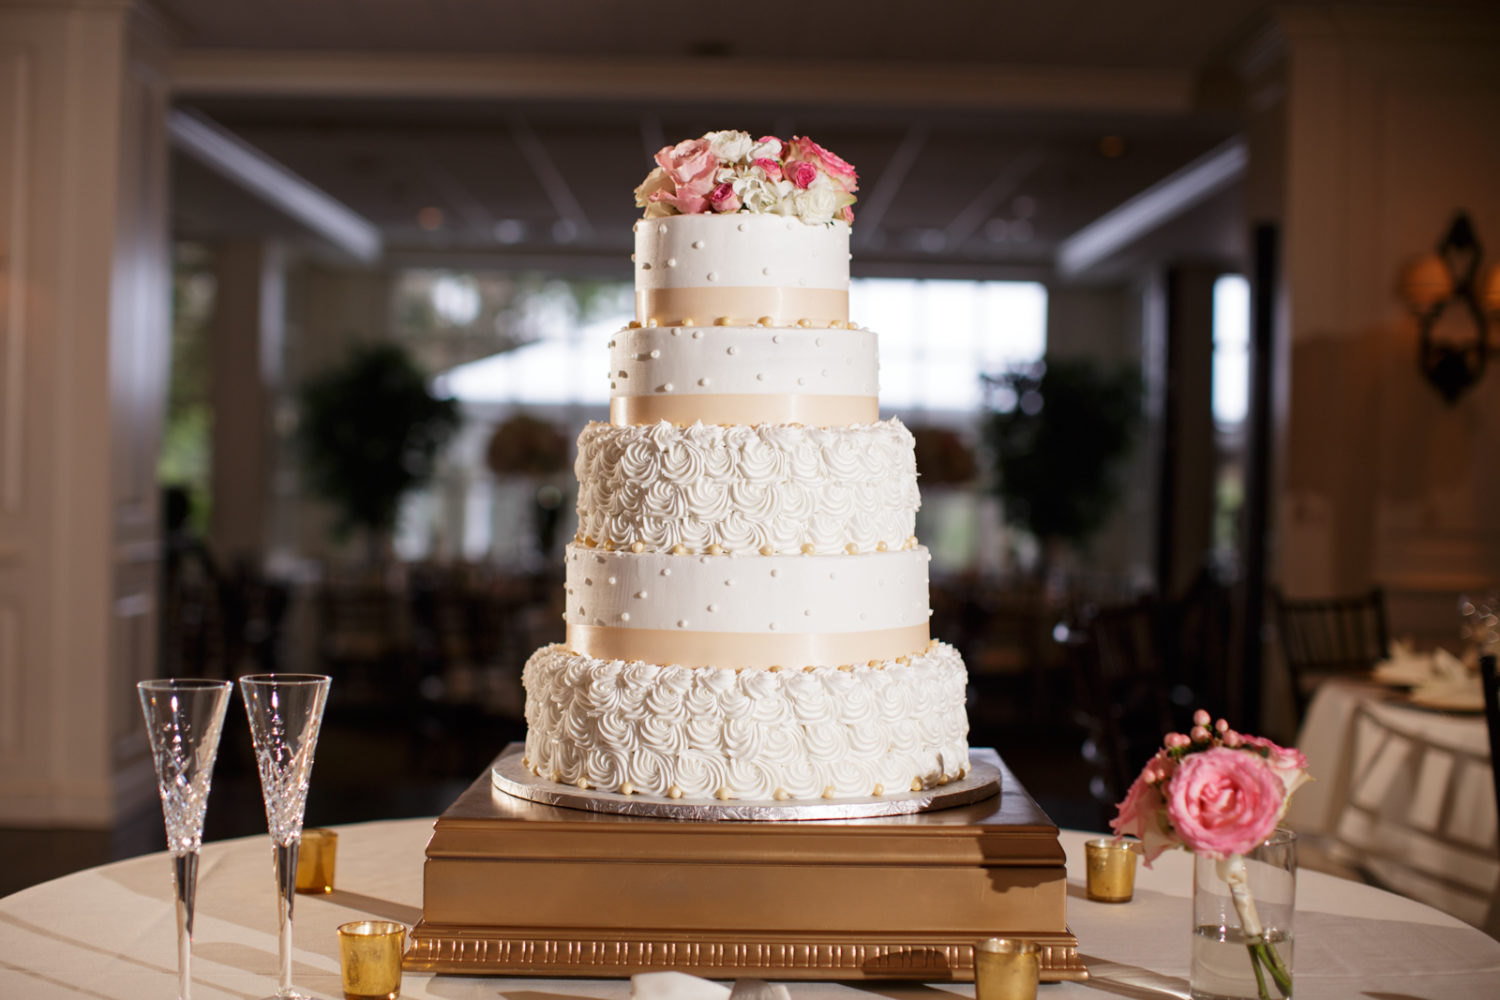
(1272, 587, 1389, 721)
(1069, 596, 1180, 815)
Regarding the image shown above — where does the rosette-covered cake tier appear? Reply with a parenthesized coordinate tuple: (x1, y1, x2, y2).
(520, 132, 971, 802)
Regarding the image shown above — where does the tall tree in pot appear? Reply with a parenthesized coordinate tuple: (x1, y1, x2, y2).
(296, 343, 461, 561)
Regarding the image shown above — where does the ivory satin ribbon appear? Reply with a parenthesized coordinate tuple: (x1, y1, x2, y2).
(565, 623, 931, 669)
(636, 287, 849, 327)
(611, 394, 879, 427)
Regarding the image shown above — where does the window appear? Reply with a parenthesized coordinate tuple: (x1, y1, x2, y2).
(1212, 274, 1250, 428)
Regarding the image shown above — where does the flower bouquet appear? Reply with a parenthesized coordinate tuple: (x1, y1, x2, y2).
(634, 130, 857, 225)
(1111, 710, 1310, 1000)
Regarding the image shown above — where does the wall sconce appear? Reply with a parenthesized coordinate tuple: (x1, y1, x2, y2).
(1398, 211, 1500, 403)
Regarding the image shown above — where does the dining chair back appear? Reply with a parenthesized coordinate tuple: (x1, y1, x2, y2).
(1481, 653, 1500, 831)
(1273, 587, 1390, 721)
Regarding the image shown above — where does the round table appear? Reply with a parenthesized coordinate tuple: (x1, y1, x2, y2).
(1, 818, 1497, 999)
(1285, 677, 1497, 925)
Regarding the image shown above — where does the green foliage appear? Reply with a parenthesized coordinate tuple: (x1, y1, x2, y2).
(983, 358, 1142, 548)
(296, 343, 461, 539)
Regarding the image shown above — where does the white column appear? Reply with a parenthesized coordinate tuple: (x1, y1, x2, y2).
(209, 240, 284, 565)
(0, 0, 170, 826)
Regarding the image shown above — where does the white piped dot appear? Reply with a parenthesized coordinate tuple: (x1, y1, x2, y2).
(658, 223, 668, 234)
(815, 338, 823, 347)
(620, 612, 631, 621)
(708, 603, 717, 612)
(821, 369, 830, 377)
(661, 382, 674, 392)
(666, 258, 678, 268)
(797, 377, 806, 386)
(677, 619, 688, 628)
(798, 276, 807, 286)
(772, 334, 783, 344)
(635, 590, 647, 599)
(607, 576, 617, 585)
(769, 622, 778, 630)
(724, 579, 734, 587)
(698, 377, 710, 387)
(691, 330, 704, 339)
(737, 222, 747, 232)
(671, 328, 681, 336)
(804, 609, 812, 616)
(691, 239, 705, 249)
(756, 373, 766, 382)
(770, 569, 778, 578)
(649, 349, 660, 359)
(661, 567, 671, 576)
(762, 267, 771, 276)
(727, 346, 737, 356)
(707, 271, 718, 282)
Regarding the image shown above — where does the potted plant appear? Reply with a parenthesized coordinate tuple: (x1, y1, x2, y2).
(296, 342, 461, 560)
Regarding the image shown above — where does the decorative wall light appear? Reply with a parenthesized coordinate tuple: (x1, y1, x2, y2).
(1398, 212, 1499, 403)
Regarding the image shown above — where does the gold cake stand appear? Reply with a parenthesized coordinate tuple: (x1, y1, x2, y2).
(406, 746, 1086, 982)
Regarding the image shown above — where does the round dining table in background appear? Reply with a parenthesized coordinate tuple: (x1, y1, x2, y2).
(1286, 676, 1498, 926)
(2, 815, 1498, 999)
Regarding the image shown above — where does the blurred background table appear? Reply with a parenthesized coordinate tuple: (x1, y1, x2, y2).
(1286, 677, 1498, 926)
(3, 816, 1498, 999)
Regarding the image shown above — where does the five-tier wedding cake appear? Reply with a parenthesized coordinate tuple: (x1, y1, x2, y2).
(521, 131, 971, 803)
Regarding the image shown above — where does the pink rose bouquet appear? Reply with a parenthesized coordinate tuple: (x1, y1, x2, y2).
(633, 130, 857, 225)
(1111, 710, 1307, 999)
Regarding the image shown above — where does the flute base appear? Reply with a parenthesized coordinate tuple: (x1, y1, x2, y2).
(406, 746, 1085, 983)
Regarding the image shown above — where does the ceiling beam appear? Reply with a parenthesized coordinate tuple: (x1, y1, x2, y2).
(944, 146, 1045, 249)
(508, 115, 593, 240)
(170, 52, 1196, 115)
(168, 110, 383, 262)
(1055, 137, 1247, 278)
(854, 125, 927, 251)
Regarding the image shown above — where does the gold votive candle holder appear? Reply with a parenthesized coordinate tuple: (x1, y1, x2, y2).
(1084, 837, 1139, 903)
(337, 920, 405, 1000)
(974, 938, 1040, 1000)
(296, 828, 338, 894)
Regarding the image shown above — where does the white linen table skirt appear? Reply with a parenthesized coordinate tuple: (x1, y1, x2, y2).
(2, 817, 1499, 999)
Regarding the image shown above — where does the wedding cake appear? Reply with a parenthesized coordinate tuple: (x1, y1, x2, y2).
(521, 131, 970, 802)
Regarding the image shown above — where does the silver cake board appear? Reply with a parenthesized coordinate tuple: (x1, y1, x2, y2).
(492, 744, 1001, 821)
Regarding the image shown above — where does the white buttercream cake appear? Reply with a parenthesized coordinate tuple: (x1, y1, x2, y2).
(521, 132, 970, 801)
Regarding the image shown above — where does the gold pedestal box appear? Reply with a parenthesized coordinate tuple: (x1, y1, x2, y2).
(406, 747, 1085, 982)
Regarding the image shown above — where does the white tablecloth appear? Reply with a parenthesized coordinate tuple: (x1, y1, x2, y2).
(3, 816, 1499, 999)
(1286, 678, 1498, 924)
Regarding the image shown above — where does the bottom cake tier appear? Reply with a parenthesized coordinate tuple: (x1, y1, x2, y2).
(522, 640, 970, 802)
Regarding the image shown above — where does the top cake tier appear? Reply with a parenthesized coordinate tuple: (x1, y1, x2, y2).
(634, 214, 850, 329)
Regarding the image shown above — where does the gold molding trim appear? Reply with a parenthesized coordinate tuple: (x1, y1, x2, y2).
(405, 925, 1087, 982)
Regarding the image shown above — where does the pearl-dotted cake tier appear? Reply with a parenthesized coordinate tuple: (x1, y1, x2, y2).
(574, 419, 918, 556)
(522, 640, 970, 800)
(608, 325, 878, 426)
(563, 544, 932, 668)
(634, 215, 850, 328)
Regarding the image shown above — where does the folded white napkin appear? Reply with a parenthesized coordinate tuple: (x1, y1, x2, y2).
(632, 972, 732, 1000)
(1372, 638, 1436, 685)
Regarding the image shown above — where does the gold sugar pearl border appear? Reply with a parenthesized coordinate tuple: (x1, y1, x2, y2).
(574, 534, 919, 555)
(629, 318, 859, 330)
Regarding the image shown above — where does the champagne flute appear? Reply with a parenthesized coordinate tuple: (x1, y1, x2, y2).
(138, 679, 234, 1000)
(239, 673, 331, 1000)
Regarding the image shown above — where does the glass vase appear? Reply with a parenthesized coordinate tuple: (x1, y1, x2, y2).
(1191, 829, 1296, 1000)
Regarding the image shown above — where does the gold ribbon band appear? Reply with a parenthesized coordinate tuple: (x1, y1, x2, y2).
(611, 394, 878, 427)
(636, 287, 849, 327)
(565, 623, 930, 669)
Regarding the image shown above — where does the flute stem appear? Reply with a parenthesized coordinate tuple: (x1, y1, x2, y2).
(273, 840, 299, 998)
(172, 851, 199, 1000)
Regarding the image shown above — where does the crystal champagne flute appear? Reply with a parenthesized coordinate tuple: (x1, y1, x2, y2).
(138, 679, 234, 1000)
(239, 673, 331, 1000)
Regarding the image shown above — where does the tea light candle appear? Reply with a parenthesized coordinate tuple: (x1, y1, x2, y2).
(296, 828, 338, 894)
(337, 920, 405, 1000)
(1084, 837, 1139, 903)
(974, 938, 1040, 1000)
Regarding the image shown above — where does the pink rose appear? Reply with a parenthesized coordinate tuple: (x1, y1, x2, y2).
(709, 181, 741, 213)
(653, 138, 718, 214)
(787, 135, 858, 194)
(1238, 735, 1311, 804)
(789, 161, 819, 190)
(753, 157, 783, 182)
(1165, 747, 1283, 859)
(1111, 772, 1179, 865)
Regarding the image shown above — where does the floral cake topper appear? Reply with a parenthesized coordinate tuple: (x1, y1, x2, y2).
(634, 130, 857, 225)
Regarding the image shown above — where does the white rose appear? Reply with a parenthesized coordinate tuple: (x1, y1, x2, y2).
(749, 136, 782, 161)
(705, 130, 754, 164)
(793, 173, 838, 224)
